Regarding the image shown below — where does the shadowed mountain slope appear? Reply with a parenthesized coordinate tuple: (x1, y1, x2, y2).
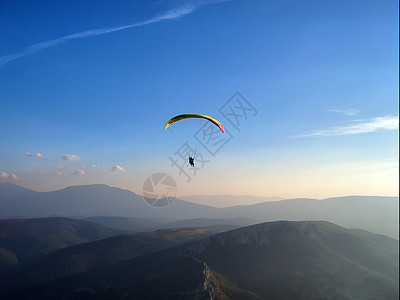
(85, 216, 259, 231)
(0, 226, 237, 293)
(1, 221, 398, 299)
(0, 217, 124, 263)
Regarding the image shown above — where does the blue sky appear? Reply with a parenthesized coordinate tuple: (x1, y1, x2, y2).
(0, 0, 398, 199)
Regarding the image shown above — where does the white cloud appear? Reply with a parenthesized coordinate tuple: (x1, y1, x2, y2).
(73, 170, 86, 176)
(91, 164, 97, 168)
(298, 115, 398, 138)
(0, 172, 19, 181)
(26, 152, 43, 158)
(326, 108, 360, 116)
(62, 154, 81, 161)
(54, 171, 63, 176)
(0, 1, 229, 67)
(111, 165, 126, 172)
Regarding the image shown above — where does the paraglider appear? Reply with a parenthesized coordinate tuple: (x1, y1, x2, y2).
(164, 114, 225, 133)
(165, 114, 225, 168)
(188, 156, 195, 167)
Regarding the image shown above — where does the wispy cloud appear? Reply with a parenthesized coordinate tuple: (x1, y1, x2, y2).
(62, 154, 81, 161)
(326, 108, 360, 116)
(297, 115, 398, 137)
(111, 165, 126, 172)
(0, 1, 227, 67)
(26, 152, 44, 158)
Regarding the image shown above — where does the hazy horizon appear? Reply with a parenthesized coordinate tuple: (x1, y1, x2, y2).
(2, 182, 397, 208)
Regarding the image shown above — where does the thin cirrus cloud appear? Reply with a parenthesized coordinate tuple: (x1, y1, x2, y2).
(0, 0, 228, 67)
(62, 154, 81, 161)
(326, 108, 361, 116)
(297, 115, 398, 138)
(111, 165, 126, 172)
(26, 152, 44, 158)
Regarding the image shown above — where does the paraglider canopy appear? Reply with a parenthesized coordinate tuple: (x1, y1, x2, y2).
(164, 114, 225, 133)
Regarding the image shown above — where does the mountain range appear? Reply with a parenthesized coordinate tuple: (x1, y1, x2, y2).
(0, 220, 398, 299)
(1, 183, 398, 238)
(180, 194, 282, 207)
(0, 217, 236, 293)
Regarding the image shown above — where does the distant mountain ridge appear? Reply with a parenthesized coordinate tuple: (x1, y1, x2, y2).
(180, 194, 282, 207)
(1, 183, 398, 238)
(0, 182, 217, 219)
